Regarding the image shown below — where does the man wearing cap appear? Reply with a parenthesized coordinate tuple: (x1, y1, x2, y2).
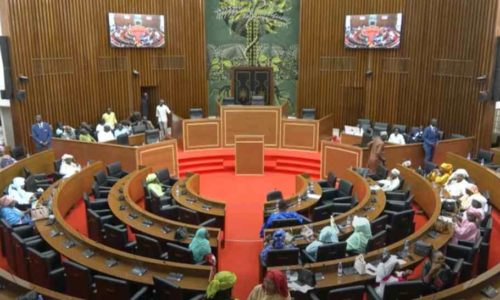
(0, 195, 31, 225)
(377, 168, 401, 192)
(59, 154, 81, 178)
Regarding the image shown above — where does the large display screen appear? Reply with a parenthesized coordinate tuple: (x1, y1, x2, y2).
(108, 13, 165, 48)
(345, 13, 402, 49)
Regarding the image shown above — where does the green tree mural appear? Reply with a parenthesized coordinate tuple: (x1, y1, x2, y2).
(215, 0, 292, 66)
(205, 0, 299, 115)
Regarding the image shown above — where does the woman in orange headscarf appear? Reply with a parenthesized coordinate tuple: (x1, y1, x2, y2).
(248, 270, 290, 300)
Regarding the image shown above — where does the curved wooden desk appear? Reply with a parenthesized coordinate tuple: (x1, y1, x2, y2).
(109, 167, 221, 249)
(421, 263, 500, 299)
(270, 165, 452, 289)
(445, 152, 500, 210)
(263, 174, 322, 218)
(0, 150, 55, 192)
(0, 268, 82, 300)
(263, 170, 385, 246)
(172, 174, 226, 229)
(35, 162, 212, 291)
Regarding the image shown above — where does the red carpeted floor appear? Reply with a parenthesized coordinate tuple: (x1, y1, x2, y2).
(199, 171, 298, 298)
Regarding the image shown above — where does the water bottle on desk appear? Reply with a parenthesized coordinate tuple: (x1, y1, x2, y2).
(175, 184, 180, 196)
(481, 158, 485, 166)
(337, 262, 343, 277)
(467, 152, 471, 160)
(402, 239, 409, 257)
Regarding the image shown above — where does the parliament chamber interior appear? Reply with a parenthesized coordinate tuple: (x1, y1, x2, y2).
(0, 0, 499, 299)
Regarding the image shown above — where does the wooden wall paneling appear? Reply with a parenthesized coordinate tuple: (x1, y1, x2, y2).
(6, 0, 208, 153)
(297, 0, 498, 150)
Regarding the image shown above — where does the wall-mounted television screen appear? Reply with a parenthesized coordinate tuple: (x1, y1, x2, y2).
(108, 13, 165, 48)
(345, 13, 402, 49)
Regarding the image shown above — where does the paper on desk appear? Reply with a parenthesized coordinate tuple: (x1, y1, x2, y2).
(288, 282, 314, 293)
(307, 193, 321, 200)
(370, 185, 381, 191)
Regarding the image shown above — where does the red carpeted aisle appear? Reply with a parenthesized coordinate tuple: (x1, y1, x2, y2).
(199, 171, 298, 298)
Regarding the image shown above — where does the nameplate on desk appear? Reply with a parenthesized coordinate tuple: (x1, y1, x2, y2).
(161, 225, 171, 234)
(128, 212, 139, 220)
(49, 229, 62, 237)
(119, 204, 126, 211)
(63, 239, 76, 249)
(142, 219, 154, 227)
(82, 248, 95, 258)
(105, 258, 118, 268)
(166, 272, 184, 282)
(202, 204, 211, 211)
(131, 266, 147, 276)
(186, 197, 197, 204)
(427, 230, 438, 239)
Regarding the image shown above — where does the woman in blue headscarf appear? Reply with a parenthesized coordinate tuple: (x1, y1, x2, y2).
(260, 229, 290, 265)
(305, 224, 339, 260)
(189, 228, 212, 264)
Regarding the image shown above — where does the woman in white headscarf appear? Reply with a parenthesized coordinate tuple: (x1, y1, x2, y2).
(8, 177, 35, 208)
(374, 255, 409, 298)
(59, 154, 81, 178)
(444, 169, 472, 199)
(377, 168, 401, 192)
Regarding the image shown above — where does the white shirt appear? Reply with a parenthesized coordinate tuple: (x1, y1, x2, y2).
(97, 131, 115, 142)
(388, 133, 406, 145)
(378, 177, 401, 192)
(156, 104, 171, 123)
(59, 162, 81, 178)
(95, 124, 104, 134)
(445, 180, 472, 198)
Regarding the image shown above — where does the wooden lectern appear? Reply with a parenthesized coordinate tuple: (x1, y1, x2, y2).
(235, 135, 264, 175)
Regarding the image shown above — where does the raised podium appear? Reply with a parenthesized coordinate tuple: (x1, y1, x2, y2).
(235, 135, 264, 175)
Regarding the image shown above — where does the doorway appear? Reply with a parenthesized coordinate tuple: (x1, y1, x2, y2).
(140, 86, 158, 123)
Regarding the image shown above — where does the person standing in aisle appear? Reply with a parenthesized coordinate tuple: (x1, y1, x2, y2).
(156, 99, 171, 138)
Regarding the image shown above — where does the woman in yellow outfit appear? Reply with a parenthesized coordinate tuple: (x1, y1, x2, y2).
(427, 163, 453, 186)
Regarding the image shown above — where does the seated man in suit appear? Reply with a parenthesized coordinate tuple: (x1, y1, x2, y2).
(259, 199, 304, 237)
